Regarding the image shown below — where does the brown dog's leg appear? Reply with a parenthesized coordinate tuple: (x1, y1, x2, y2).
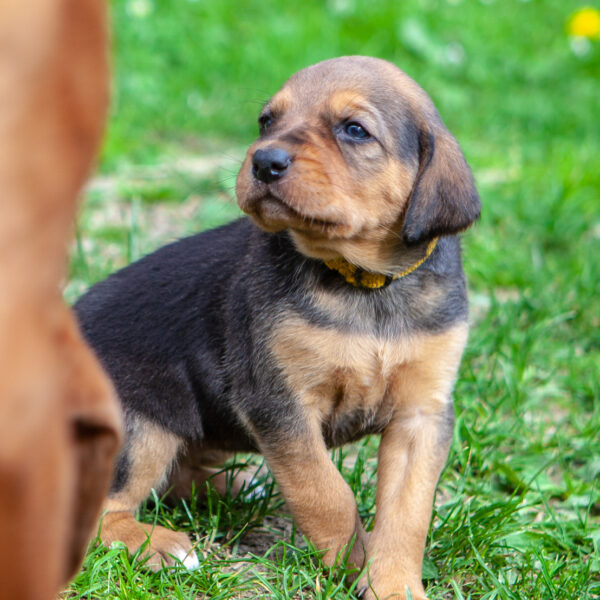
(101, 418, 198, 570)
(256, 416, 368, 570)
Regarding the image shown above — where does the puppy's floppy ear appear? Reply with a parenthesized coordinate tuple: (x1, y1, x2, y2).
(402, 121, 480, 244)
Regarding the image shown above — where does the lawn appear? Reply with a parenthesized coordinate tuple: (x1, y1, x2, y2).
(66, 0, 599, 598)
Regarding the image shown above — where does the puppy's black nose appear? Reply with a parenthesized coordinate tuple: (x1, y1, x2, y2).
(252, 147, 292, 183)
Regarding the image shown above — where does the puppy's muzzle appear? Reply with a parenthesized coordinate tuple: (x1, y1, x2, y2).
(252, 147, 292, 183)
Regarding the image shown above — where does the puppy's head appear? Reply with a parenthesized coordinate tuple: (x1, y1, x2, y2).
(236, 56, 480, 272)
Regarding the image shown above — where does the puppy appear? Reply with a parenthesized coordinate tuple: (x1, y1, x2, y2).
(75, 56, 480, 599)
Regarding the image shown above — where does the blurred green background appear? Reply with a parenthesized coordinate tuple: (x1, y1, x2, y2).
(69, 1, 599, 598)
(104, 0, 599, 167)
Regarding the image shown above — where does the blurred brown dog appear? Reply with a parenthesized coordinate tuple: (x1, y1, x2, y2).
(0, 1, 122, 599)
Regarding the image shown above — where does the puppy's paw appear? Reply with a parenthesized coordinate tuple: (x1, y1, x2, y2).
(232, 469, 269, 502)
(356, 577, 427, 600)
(168, 462, 267, 503)
(201, 467, 267, 501)
(101, 512, 198, 571)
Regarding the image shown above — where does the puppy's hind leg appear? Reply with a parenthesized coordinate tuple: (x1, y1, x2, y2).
(168, 447, 264, 501)
(100, 415, 198, 570)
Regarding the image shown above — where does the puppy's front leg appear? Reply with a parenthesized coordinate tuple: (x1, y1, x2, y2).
(363, 405, 451, 600)
(361, 403, 452, 600)
(255, 416, 368, 570)
(358, 325, 467, 600)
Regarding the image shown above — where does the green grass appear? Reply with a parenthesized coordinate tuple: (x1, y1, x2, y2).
(66, 0, 599, 598)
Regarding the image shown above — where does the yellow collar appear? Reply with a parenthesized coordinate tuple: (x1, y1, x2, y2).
(324, 237, 439, 289)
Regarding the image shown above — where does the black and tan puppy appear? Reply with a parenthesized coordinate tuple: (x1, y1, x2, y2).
(75, 56, 480, 599)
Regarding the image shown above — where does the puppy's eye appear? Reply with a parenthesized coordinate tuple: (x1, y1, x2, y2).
(258, 114, 273, 133)
(343, 121, 370, 140)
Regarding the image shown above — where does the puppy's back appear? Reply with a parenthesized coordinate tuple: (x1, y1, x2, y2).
(74, 218, 254, 437)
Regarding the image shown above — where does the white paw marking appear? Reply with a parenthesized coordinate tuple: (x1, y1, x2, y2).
(243, 483, 267, 502)
(172, 548, 200, 570)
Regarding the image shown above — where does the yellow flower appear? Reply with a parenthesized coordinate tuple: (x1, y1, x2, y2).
(568, 7, 600, 39)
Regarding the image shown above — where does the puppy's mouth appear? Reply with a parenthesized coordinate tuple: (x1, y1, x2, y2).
(244, 191, 344, 236)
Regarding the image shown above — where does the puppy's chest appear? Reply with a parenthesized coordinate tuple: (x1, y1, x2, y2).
(269, 317, 421, 445)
